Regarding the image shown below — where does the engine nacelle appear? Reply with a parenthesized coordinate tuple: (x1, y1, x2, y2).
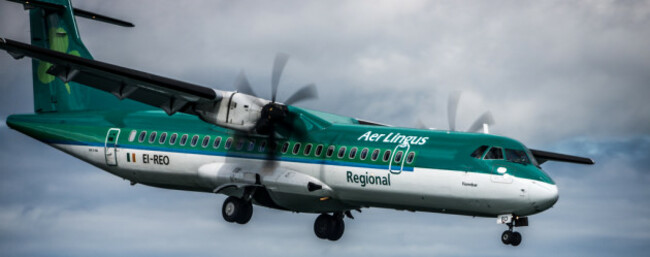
(195, 91, 269, 132)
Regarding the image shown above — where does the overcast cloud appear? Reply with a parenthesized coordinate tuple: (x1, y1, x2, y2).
(1, 0, 649, 256)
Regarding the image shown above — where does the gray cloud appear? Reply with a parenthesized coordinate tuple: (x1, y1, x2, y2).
(1, 0, 650, 256)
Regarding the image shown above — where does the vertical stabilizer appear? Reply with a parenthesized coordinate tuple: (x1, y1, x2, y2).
(20, 0, 150, 112)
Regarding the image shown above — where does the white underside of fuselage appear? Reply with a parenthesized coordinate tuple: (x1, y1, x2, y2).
(52, 143, 558, 218)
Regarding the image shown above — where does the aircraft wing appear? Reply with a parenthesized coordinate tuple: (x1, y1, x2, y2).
(529, 149, 595, 165)
(0, 38, 221, 115)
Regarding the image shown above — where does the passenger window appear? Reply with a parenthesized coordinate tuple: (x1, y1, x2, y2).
(315, 145, 324, 156)
(471, 145, 489, 158)
(180, 134, 188, 146)
(247, 140, 256, 151)
(224, 137, 233, 149)
(148, 131, 157, 143)
(360, 148, 369, 160)
(394, 151, 403, 163)
(371, 149, 380, 161)
(505, 148, 531, 164)
(169, 133, 178, 145)
(128, 130, 137, 142)
(236, 139, 244, 150)
(406, 152, 415, 164)
(202, 136, 210, 148)
(190, 135, 199, 147)
(383, 150, 392, 162)
(337, 147, 347, 158)
(213, 136, 222, 148)
(484, 147, 504, 160)
(259, 140, 266, 152)
(326, 145, 335, 157)
(138, 131, 147, 143)
(349, 147, 358, 159)
(159, 132, 168, 144)
(293, 143, 301, 155)
(281, 142, 290, 153)
(304, 144, 313, 155)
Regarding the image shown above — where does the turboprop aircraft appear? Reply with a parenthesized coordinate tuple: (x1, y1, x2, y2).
(1, 0, 594, 246)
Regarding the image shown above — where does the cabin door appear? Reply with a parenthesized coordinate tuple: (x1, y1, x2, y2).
(389, 142, 410, 174)
(105, 128, 120, 166)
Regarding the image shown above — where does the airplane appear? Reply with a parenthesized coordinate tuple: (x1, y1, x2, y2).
(0, 0, 594, 246)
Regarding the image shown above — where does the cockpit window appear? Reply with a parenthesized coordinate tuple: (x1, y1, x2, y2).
(470, 145, 489, 158)
(505, 148, 531, 165)
(484, 147, 503, 160)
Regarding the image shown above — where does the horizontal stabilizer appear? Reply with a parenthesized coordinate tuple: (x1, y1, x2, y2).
(530, 149, 595, 165)
(7, 0, 134, 27)
(72, 8, 134, 27)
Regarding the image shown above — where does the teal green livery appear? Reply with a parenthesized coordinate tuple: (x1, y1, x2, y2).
(1, 0, 593, 245)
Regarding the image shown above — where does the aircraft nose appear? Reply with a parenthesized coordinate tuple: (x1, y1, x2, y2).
(529, 182, 559, 212)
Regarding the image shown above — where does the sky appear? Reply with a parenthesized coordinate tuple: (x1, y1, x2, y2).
(1, 0, 649, 256)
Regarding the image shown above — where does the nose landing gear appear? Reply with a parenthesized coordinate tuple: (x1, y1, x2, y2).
(314, 213, 345, 241)
(497, 214, 527, 247)
(501, 230, 522, 246)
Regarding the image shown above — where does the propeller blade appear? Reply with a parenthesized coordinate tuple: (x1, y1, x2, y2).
(235, 70, 257, 97)
(466, 111, 495, 133)
(284, 83, 318, 105)
(271, 53, 289, 102)
(447, 91, 462, 131)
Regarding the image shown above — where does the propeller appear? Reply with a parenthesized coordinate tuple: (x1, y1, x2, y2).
(446, 91, 495, 133)
(234, 53, 318, 165)
(419, 91, 495, 133)
(235, 53, 318, 106)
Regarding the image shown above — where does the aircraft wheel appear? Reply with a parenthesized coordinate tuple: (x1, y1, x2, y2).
(327, 217, 345, 241)
(222, 196, 251, 224)
(235, 200, 253, 224)
(314, 214, 330, 239)
(501, 230, 513, 245)
(510, 231, 522, 246)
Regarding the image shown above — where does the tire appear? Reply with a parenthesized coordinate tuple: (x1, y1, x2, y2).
(222, 196, 241, 223)
(501, 230, 512, 245)
(510, 232, 522, 246)
(327, 218, 345, 241)
(235, 201, 253, 225)
(314, 214, 330, 239)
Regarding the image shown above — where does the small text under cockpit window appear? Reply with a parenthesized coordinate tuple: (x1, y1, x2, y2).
(505, 148, 531, 165)
(484, 147, 503, 160)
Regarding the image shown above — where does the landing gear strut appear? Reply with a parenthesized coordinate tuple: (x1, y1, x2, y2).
(314, 213, 345, 241)
(498, 214, 527, 246)
(222, 196, 253, 224)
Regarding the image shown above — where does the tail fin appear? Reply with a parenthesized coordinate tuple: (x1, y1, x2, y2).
(13, 0, 148, 113)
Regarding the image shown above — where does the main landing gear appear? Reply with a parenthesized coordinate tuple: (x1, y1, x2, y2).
(498, 214, 528, 247)
(314, 213, 345, 241)
(222, 196, 253, 224)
